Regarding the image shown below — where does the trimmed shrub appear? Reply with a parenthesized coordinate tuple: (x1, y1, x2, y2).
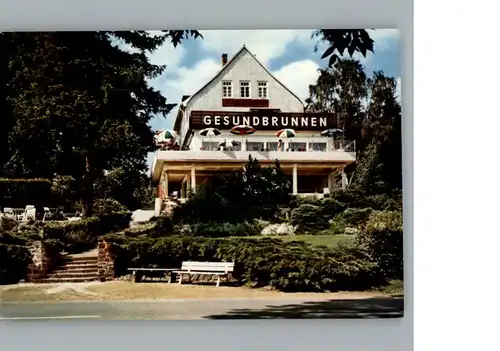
(357, 210, 403, 280)
(96, 211, 132, 234)
(150, 216, 174, 233)
(329, 189, 402, 212)
(103, 235, 383, 292)
(328, 207, 374, 234)
(363, 192, 403, 211)
(43, 217, 100, 253)
(0, 232, 32, 284)
(294, 196, 322, 207)
(342, 207, 374, 226)
(93, 198, 128, 215)
(42, 210, 131, 253)
(121, 222, 169, 238)
(175, 221, 262, 237)
(290, 204, 330, 233)
(319, 197, 346, 216)
(0, 217, 18, 231)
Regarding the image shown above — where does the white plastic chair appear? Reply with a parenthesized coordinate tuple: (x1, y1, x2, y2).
(3, 207, 15, 219)
(23, 205, 36, 221)
(42, 207, 51, 222)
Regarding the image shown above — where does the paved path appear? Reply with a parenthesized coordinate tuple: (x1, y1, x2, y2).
(0, 296, 403, 320)
(131, 209, 155, 224)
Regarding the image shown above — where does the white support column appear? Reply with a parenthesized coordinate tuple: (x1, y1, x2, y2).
(341, 168, 348, 190)
(154, 198, 162, 217)
(163, 170, 169, 199)
(181, 176, 187, 198)
(190, 165, 196, 193)
(327, 171, 335, 192)
(292, 164, 298, 195)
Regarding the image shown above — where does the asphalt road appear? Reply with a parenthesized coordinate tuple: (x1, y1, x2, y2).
(0, 296, 403, 320)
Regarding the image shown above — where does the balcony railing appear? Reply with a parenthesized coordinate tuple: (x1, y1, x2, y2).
(153, 144, 356, 166)
(156, 140, 355, 153)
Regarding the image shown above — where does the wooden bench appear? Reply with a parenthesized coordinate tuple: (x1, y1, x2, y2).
(174, 261, 235, 287)
(127, 268, 177, 283)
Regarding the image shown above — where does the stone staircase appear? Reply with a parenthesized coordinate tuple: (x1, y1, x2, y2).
(33, 254, 99, 284)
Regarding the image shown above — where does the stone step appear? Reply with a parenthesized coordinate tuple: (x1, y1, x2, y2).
(51, 267, 98, 274)
(54, 263, 99, 269)
(46, 271, 98, 279)
(62, 257, 98, 263)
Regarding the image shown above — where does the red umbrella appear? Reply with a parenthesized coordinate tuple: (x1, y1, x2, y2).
(230, 125, 255, 135)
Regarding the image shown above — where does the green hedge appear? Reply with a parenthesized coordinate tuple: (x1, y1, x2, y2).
(290, 204, 329, 233)
(120, 222, 168, 238)
(96, 211, 132, 234)
(287, 198, 346, 234)
(174, 221, 262, 237)
(328, 207, 374, 234)
(0, 178, 52, 209)
(103, 235, 384, 292)
(43, 217, 100, 253)
(357, 210, 403, 280)
(0, 232, 32, 284)
(43, 211, 131, 253)
(92, 198, 129, 215)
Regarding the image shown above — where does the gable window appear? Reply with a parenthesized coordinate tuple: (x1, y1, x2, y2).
(258, 81, 268, 98)
(240, 81, 250, 98)
(222, 81, 232, 98)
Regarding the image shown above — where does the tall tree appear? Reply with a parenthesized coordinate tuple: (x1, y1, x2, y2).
(362, 71, 402, 191)
(305, 59, 368, 149)
(349, 71, 402, 194)
(0, 33, 16, 177)
(3, 30, 201, 216)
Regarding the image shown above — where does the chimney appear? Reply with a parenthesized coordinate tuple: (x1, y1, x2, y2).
(221, 53, 228, 67)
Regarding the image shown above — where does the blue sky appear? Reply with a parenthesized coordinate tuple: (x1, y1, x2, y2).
(142, 29, 400, 169)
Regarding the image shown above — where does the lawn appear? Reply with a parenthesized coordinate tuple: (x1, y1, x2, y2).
(242, 234, 355, 249)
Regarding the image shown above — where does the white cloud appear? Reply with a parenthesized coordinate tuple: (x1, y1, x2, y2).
(367, 29, 400, 49)
(168, 58, 220, 95)
(148, 58, 221, 132)
(199, 29, 313, 66)
(147, 39, 187, 70)
(273, 60, 320, 101)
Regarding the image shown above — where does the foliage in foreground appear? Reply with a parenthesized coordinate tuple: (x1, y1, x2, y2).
(43, 210, 131, 253)
(103, 235, 384, 292)
(357, 210, 403, 280)
(0, 231, 32, 284)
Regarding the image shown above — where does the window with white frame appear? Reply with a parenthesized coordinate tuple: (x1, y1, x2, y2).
(258, 81, 268, 98)
(309, 142, 327, 151)
(246, 141, 264, 151)
(289, 142, 306, 151)
(240, 81, 250, 98)
(222, 81, 232, 98)
(267, 142, 278, 151)
(201, 141, 219, 151)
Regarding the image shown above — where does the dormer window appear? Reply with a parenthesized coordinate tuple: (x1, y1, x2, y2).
(222, 81, 232, 98)
(240, 81, 250, 98)
(258, 81, 268, 98)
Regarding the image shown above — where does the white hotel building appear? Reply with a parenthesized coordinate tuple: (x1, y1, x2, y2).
(151, 46, 356, 209)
